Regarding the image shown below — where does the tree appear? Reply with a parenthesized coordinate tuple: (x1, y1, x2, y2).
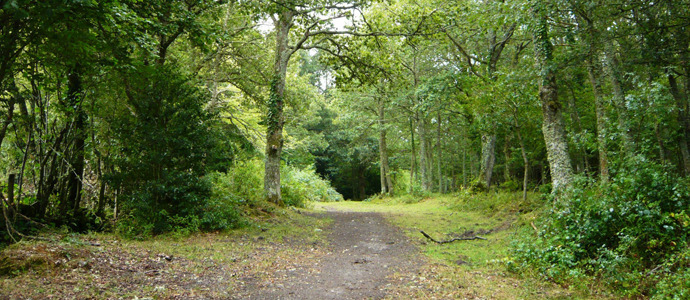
(256, 0, 370, 204)
(532, 2, 573, 192)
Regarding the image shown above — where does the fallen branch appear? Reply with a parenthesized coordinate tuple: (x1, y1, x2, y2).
(530, 221, 539, 235)
(420, 230, 487, 244)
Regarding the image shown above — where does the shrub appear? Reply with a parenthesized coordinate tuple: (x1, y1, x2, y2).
(108, 65, 223, 235)
(282, 165, 343, 207)
(213, 158, 265, 206)
(499, 180, 520, 191)
(208, 159, 342, 211)
(512, 158, 690, 297)
(468, 178, 487, 193)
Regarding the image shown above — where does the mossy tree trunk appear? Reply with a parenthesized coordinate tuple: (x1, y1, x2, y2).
(534, 10, 573, 192)
(265, 10, 294, 205)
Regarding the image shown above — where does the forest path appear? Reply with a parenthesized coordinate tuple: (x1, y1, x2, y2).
(242, 207, 421, 299)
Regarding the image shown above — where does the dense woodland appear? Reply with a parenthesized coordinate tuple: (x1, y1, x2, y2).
(1, 0, 689, 297)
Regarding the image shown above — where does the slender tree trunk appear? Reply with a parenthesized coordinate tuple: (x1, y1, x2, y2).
(587, 58, 610, 182)
(462, 141, 467, 187)
(437, 110, 442, 193)
(426, 137, 434, 191)
(681, 64, 690, 174)
(604, 44, 635, 153)
(65, 65, 86, 213)
(378, 98, 392, 194)
(567, 86, 587, 173)
(265, 12, 294, 205)
(668, 73, 690, 174)
(409, 116, 417, 191)
(515, 125, 529, 202)
(534, 14, 574, 192)
(503, 134, 511, 182)
(419, 116, 429, 191)
(479, 134, 496, 188)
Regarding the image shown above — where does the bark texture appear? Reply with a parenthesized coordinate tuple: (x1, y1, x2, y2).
(534, 14, 574, 192)
(63, 65, 86, 214)
(264, 11, 293, 205)
(378, 99, 393, 194)
(479, 134, 497, 188)
(587, 58, 610, 182)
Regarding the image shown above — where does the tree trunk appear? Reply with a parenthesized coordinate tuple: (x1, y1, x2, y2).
(419, 116, 430, 191)
(534, 14, 574, 192)
(515, 125, 529, 202)
(668, 73, 690, 174)
(264, 12, 294, 205)
(437, 110, 442, 193)
(462, 141, 467, 187)
(409, 116, 417, 192)
(604, 44, 635, 154)
(65, 65, 86, 214)
(479, 134, 496, 188)
(567, 86, 587, 173)
(0, 91, 15, 153)
(587, 58, 610, 182)
(503, 134, 511, 182)
(682, 63, 690, 175)
(378, 98, 393, 194)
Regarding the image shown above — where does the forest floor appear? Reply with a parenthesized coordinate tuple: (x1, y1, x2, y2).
(0, 195, 609, 299)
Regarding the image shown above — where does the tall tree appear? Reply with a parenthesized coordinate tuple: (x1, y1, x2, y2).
(257, 0, 368, 204)
(532, 3, 574, 192)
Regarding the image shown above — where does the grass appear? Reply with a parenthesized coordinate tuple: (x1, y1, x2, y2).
(314, 191, 609, 299)
(0, 191, 615, 299)
(0, 206, 331, 299)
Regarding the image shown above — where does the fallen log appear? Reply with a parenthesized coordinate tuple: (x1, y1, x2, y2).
(420, 230, 487, 244)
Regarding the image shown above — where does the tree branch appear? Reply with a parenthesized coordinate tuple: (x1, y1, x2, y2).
(420, 230, 487, 243)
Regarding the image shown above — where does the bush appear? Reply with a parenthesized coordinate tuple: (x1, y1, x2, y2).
(499, 180, 520, 191)
(468, 178, 487, 193)
(209, 159, 342, 211)
(512, 158, 690, 297)
(213, 158, 265, 206)
(282, 165, 343, 207)
(651, 245, 690, 299)
(108, 65, 223, 235)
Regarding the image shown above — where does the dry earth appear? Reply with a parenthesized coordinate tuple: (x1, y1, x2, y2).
(0, 208, 423, 299)
(238, 208, 422, 299)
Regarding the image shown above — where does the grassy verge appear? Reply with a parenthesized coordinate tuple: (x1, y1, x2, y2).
(315, 192, 611, 299)
(0, 207, 330, 299)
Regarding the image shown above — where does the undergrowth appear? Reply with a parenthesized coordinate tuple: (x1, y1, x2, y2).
(116, 158, 342, 238)
(510, 158, 690, 298)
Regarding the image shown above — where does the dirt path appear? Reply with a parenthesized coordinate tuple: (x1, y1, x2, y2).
(243, 208, 421, 299)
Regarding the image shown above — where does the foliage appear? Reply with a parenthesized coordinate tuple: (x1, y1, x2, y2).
(109, 65, 220, 236)
(282, 165, 344, 207)
(205, 158, 343, 212)
(511, 158, 690, 297)
(212, 159, 266, 207)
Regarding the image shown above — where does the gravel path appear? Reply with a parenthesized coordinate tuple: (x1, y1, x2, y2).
(245, 208, 421, 299)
